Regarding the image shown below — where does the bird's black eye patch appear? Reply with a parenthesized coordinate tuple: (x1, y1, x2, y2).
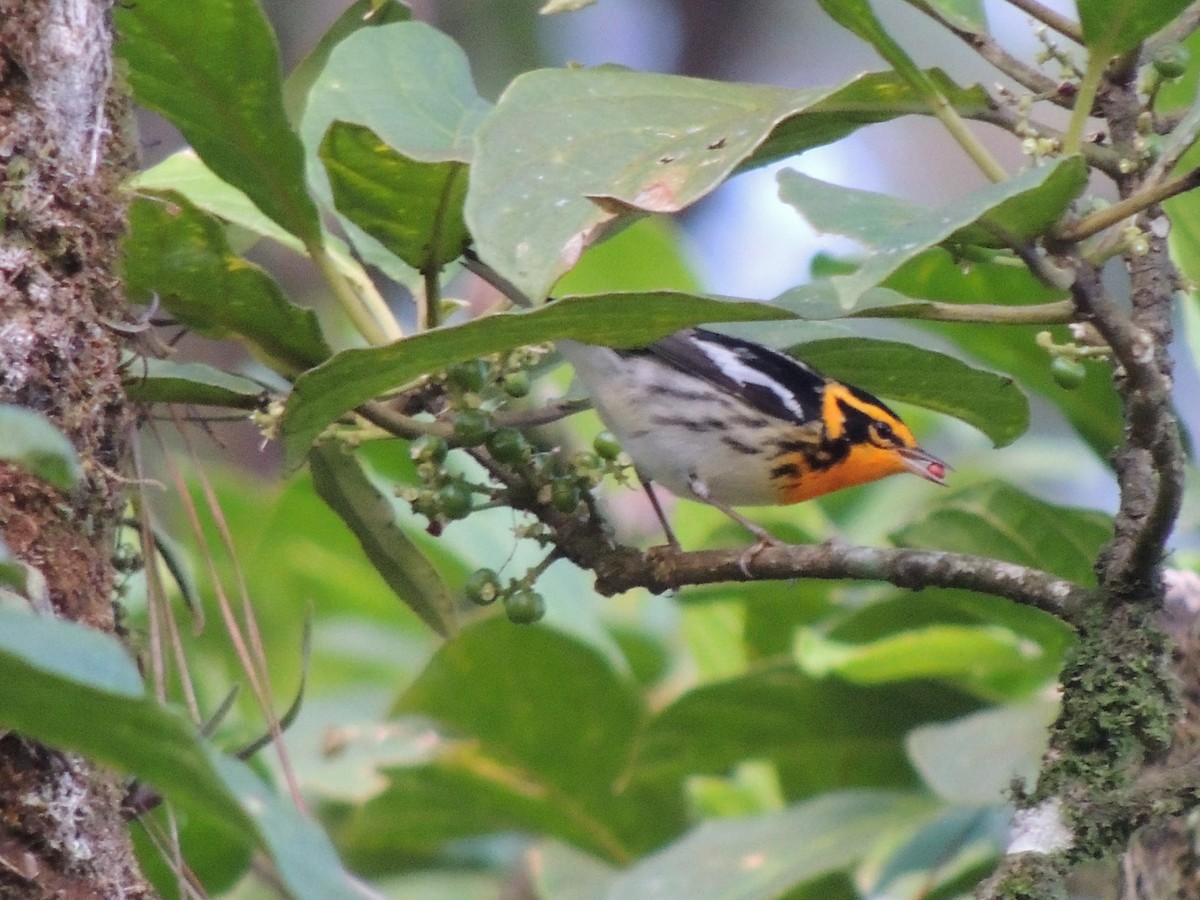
(871, 421, 898, 445)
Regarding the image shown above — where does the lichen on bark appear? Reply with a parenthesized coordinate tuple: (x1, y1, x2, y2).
(0, 0, 149, 894)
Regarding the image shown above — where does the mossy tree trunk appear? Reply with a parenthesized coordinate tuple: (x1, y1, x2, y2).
(0, 0, 149, 894)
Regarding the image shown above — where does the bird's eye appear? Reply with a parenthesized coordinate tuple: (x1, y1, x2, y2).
(872, 421, 897, 445)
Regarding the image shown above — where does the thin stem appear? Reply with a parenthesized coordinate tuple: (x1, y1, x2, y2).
(308, 241, 403, 346)
(905, 0, 1065, 103)
(1055, 167, 1200, 243)
(1005, 0, 1083, 44)
(859, 299, 1073, 324)
(358, 395, 591, 442)
(462, 248, 534, 308)
(422, 267, 441, 330)
(1063, 52, 1106, 156)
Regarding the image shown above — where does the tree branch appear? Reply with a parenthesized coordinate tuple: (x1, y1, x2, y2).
(1005, 0, 1083, 43)
(1055, 168, 1200, 243)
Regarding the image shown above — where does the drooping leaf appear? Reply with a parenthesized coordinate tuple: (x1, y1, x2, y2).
(123, 359, 266, 409)
(1078, 0, 1192, 56)
(0, 604, 365, 900)
(892, 479, 1112, 585)
(320, 122, 469, 272)
(793, 338, 1029, 447)
(309, 442, 457, 637)
(468, 66, 989, 300)
(123, 191, 330, 374)
(0, 406, 81, 491)
(117, 0, 322, 244)
(280, 292, 792, 466)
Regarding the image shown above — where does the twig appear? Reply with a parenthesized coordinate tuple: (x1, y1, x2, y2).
(860, 299, 1073, 324)
(1054, 168, 1200, 243)
(1143, 1, 1200, 61)
(1005, 0, 1083, 44)
(462, 248, 535, 308)
(905, 0, 1066, 103)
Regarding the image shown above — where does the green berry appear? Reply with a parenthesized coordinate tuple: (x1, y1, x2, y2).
(446, 359, 490, 392)
(486, 427, 528, 464)
(504, 589, 545, 624)
(436, 482, 474, 520)
(593, 431, 622, 461)
(409, 434, 448, 465)
(465, 568, 501, 605)
(410, 491, 439, 520)
(1050, 356, 1087, 390)
(502, 371, 531, 398)
(550, 478, 580, 513)
(452, 409, 491, 446)
(1153, 44, 1190, 80)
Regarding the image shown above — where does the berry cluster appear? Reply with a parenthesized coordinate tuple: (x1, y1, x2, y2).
(398, 352, 629, 624)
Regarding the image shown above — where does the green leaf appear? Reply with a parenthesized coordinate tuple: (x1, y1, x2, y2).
(132, 150, 305, 253)
(0, 406, 81, 490)
(930, 321, 1122, 459)
(1078, 0, 1192, 56)
(301, 22, 488, 165)
(632, 664, 981, 794)
(116, 0, 321, 244)
(0, 604, 364, 900)
(820, 588, 1074, 701)
(553, 217, 702, 295)
(892, 479, 1112, 585)
(280, 292, 792, 466)
(282, 0, 413, 123)
(131, 151, 395, 298)
(861, 805, 1005, 898)
(301, 22, 489, 275)
(602, 791, 935, 900)
(309, 442, 457, 637)
(123, 359, 266, 409)
(780, 159, 1088, 308)
(123, 191, 331, 374)
(906, 701, 1057, 804)
(779, 167, 1084, 252)
(884, 245, 1067, 305)
(793, 338, 1029, 447)
(794, 625, 1050, 692)
(328, 619, 680, 862)
(921, 0, 987, 33)
(468, 66, 989, 300)
(320, 122, 469, 272)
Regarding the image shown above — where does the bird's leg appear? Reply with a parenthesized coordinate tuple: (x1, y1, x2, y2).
(686, 476, 776, 575)
(638, 470, 681, 550)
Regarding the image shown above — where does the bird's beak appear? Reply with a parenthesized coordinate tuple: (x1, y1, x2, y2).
(899, 446, 948, 485)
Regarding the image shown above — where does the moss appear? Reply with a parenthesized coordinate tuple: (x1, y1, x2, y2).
(1036, 599, 1178, 859)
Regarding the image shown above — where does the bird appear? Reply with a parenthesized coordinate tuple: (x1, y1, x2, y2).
(558, 327, 947, 549)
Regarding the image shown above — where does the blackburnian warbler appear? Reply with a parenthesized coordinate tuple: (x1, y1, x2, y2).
(559, 327, 947, 547)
